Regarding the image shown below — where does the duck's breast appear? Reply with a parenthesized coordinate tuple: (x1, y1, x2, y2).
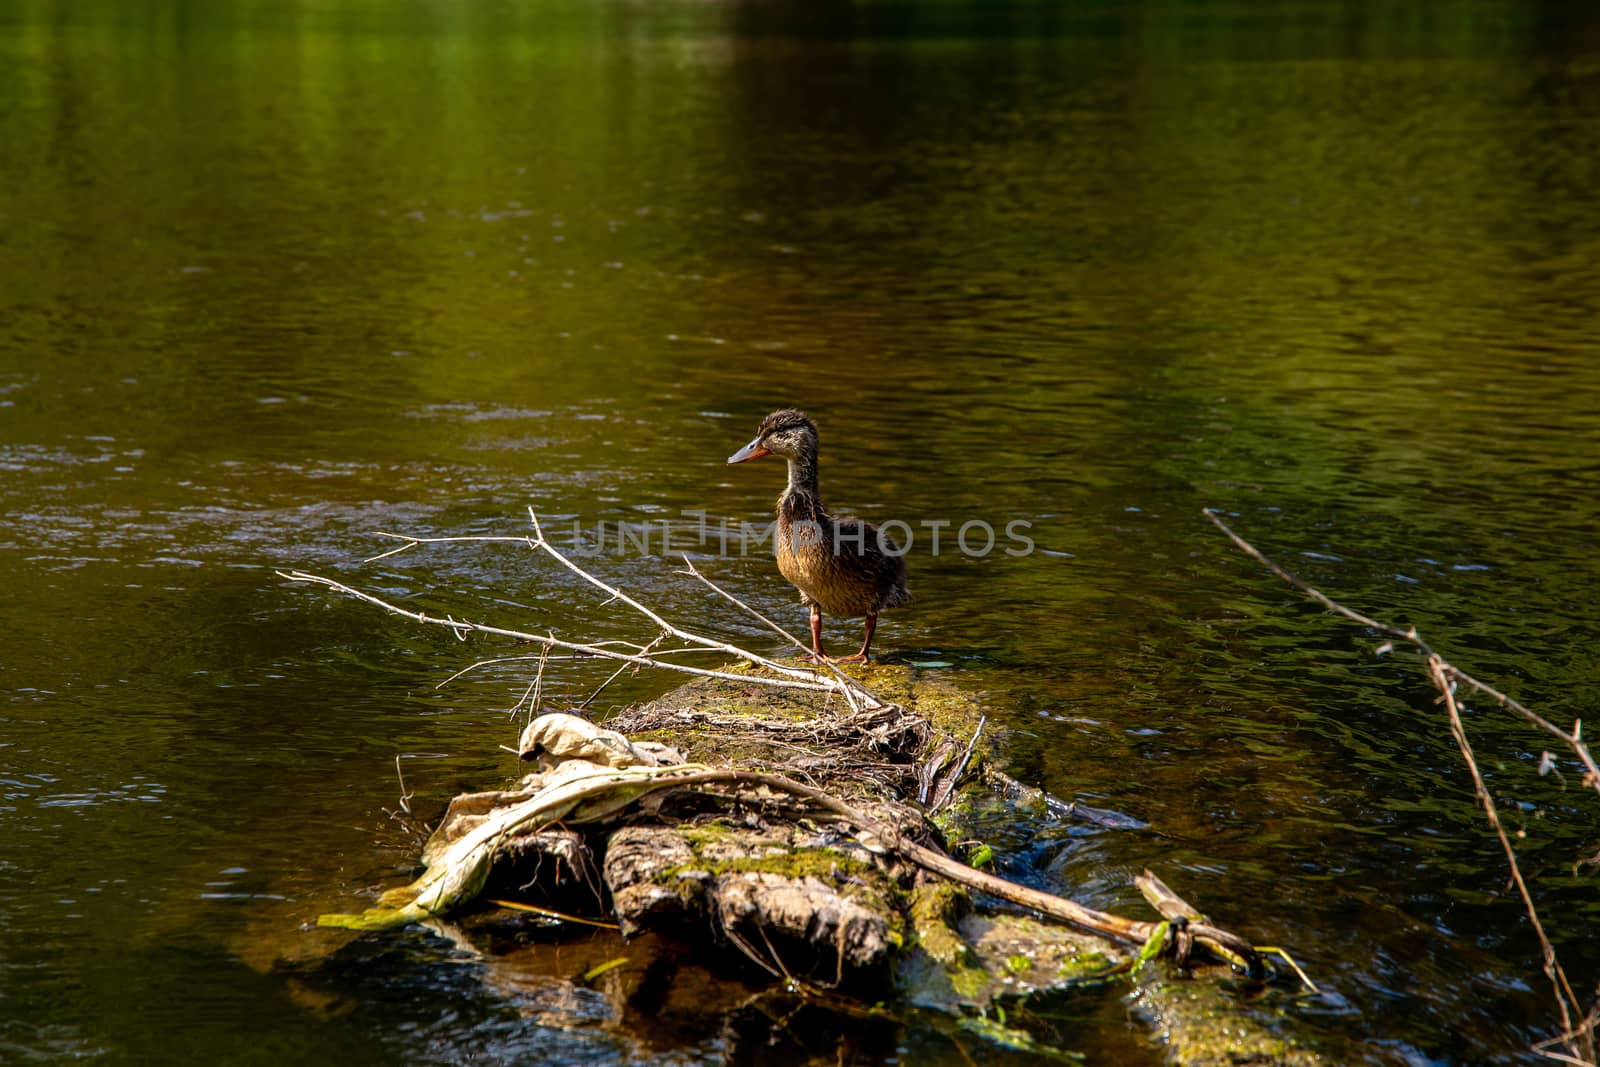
(774, 515, 824, 597)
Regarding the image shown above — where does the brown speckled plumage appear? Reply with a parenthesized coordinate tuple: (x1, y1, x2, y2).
(727, 409, 910, 662)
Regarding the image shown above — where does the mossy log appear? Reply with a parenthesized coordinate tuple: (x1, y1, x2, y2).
(321, 662, 1326, 1064)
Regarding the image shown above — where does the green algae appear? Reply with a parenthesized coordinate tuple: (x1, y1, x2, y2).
(1133, 973, 1323, 1067)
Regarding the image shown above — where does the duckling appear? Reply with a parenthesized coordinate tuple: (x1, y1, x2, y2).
(727, 409, 910, 663)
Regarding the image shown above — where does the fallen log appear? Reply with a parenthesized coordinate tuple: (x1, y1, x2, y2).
(287, 516, 1324, 1062)
(312, 671, 1319, 1063)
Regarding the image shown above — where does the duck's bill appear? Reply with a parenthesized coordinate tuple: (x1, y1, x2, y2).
(727, 438, 771, 464)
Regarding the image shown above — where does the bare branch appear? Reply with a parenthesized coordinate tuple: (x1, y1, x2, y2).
(518, 506, 867, 696)
(342, 509, 882, 712)
(1207, 508, 1600, 1064)
(679, 554, 871, 712)
(276, 569, 854, 699)
(1204, 509, 1600, 797)
(1430, 655, 1583, 1048)
(578, 632, 666, 712)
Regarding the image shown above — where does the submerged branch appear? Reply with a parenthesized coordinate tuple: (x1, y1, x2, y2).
(1429, 655, 1584, 1048)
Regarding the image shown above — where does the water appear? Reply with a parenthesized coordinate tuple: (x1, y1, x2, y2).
(4, 0, 1600, 1062)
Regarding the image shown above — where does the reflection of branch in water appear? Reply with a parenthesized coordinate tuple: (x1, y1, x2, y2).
(1204, 507, 1597, 1066)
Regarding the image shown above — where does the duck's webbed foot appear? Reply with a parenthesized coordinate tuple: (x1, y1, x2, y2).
(827, 613, 877, 665)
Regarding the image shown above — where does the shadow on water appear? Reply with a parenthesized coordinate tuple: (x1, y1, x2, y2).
(3, 0, 1600, 1063)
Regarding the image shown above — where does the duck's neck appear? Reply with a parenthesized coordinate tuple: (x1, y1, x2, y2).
(779, 448, 825, 519)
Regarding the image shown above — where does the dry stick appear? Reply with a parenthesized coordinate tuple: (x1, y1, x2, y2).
(1536, 1050, 1596, 1067)
(929, 715, 987, 816)
(1430, 655, 1587, 1061)
(578, 632, 666, 712)
(486, 899, 620, 930)
(275, 570, 852, 698)
(363, 533, 538, 564)
(435, 653, 565, 690)
(1542, 1010, 1600, 1066)
(1203, 508, 1600, 796)
(364, 509, 841, 694)
(394, 754, 415, 815)
(678, 555, 873, 713)
(522, 642, 553, 723)
(626, 768, 1260, 969)
(1205, 508, 1597, 1062)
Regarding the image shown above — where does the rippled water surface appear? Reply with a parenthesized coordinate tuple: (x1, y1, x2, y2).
(5, 1, 1600, 1063)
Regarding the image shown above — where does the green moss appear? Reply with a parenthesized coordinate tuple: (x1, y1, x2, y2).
(1004, 954, 1032, 975)
(957, 1014, 1084, 1061)
(909, 883, 975, 966)
(678, 820, 745, 845)
(658, 849, 864, 883)
(713, 849, 872, 881)
(906, 882, 995, 1001)
(948, 963, 993, 1000)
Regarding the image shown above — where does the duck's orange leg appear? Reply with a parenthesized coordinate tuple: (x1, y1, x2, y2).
(829, 613, 876, 664)
(808, 603, 830, 663)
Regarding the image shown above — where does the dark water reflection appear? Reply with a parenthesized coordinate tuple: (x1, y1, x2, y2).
(4, 0, 1600, 1063)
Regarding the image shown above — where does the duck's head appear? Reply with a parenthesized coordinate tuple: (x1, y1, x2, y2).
(727, 408, 817, 464)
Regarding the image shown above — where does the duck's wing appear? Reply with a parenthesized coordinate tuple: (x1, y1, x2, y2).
(832, 517, 912, 610)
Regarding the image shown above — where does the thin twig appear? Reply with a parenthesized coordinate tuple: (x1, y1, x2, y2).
(929, 714, 986, 815)
(394, 754, 415, 815)
(522, 643, 552, 723)
(1204, 508, 1600, 797)
(1431, 655, 1583, 1055)
(364, 532, 533, 564)
(486, 899, 620, 929)
(1534, 1051, 1595, 1067)
(578, 633, 666, 712)
(1206, 508, 1599, 1064)
(679, 554, 871, 712)
(276, 569, 854, 698)
(435, 653, 559, 690)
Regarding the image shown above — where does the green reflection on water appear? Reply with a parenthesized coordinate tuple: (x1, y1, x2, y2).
(3, 0, 1600, 1063)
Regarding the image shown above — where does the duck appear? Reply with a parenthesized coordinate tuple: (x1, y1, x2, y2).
(727, 409, 911, 663)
